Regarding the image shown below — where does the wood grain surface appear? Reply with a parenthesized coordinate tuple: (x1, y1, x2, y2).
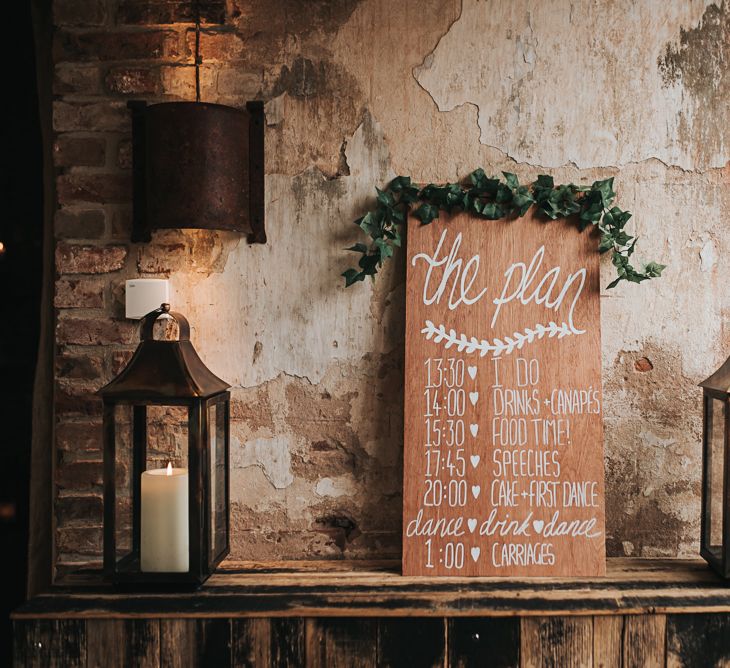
(13, 560, 730, 667)
(403, 211, 605, 576)
(11, 558, 730, 620)
(15, 611, 730, 667)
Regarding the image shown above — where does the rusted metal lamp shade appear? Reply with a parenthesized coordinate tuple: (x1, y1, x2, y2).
(128, 100, 265, 244)
(98, 304, 231, 588)
(700, 356, 730, 579)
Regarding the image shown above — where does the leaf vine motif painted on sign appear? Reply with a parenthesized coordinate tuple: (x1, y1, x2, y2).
(341, 170, 665, 290)
(421, 319, 578, 357)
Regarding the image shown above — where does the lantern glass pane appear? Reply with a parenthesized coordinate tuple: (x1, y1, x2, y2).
(209, 399, 227, 563)
(139, 404, 190, 574)
(114, 403, 134, 563)
(709, 397, 726, 550)
(146, 405, 189, 470)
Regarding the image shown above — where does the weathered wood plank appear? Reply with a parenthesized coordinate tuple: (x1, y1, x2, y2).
(12, 619, 86, 668)
(14, 589, 730, 620)
(449, 617, 519, 668)
(305, 618, 376, 667)
(270, 618, 305, 667)
(622, 615, 665, 668)
(160, 619, 231, 667)
(377, 618, 445, 667)
(51, 557, 716, 581)
(231, 618, 271, 667)
(86, 619, 160, 667)
(520, 616, 592, 667)
(12, 559, 730, 620)
(666, 613, 730, 668)
(592, 616, 622, 668)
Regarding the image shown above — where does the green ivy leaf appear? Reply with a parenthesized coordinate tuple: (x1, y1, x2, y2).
(580, 201, 603, 224)
(385, 225, 402, 247)
(341, 170, 665, 291)
(359, 252, 380, 275)
(502, 172, 519, 189)
(513, 189, 534, 216)
(593, 178, 616, 206)
(375, 188, 390, 206)
(470, 168, 487, 188)
(608, 206, 632, 229)
(495, 182, 514, 204)
(598, 233, 615, 253)
(401, 188, 420, 205)
(643, 261, 666, 277)
(414, 202, 440, 225)
(374, 237, 394, 260)
(602, 209, 615, 230)
(358, 211, 378, 236)
(480, 202, 504, 220)
(342, 268, 365, 287)
(613, 230, 633, 247)
(388, 176, 411, 191)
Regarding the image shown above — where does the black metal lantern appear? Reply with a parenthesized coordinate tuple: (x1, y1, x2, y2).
(99, 304, 230, 588)
(700, 356, 730, 578)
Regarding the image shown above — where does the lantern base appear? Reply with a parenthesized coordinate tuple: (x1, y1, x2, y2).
(105, 550, 229, 591)
(701, 545, 730, 580)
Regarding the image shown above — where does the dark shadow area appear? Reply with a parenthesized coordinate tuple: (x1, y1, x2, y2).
(0, 0, 44, 663)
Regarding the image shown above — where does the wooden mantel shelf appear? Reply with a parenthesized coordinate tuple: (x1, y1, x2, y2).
(12, 557, 730, 619)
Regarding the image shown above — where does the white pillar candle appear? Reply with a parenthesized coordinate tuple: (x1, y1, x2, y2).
(141, 463, 189, 572)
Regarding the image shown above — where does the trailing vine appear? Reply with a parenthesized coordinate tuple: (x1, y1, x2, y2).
(341, 170, 665, 289)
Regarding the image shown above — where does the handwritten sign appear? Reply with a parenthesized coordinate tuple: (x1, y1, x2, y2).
(402, 210, 605, 576)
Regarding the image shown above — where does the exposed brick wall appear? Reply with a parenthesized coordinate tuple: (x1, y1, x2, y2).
(51, 0, 236, 574)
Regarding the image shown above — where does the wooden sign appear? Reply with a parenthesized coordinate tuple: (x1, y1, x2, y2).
(402, 210, 605, 576)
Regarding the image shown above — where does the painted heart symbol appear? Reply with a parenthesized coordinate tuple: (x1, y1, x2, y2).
(470, 455, 480, 468)
(471, 485, 481, 499)
(467, 366, 477, 380)
(533, 520, 545, 535)
(469, 392, 479, 406)
(470, 424, 479, 437)
(467, 518, 478, 533)
(471, 547, 481, 562)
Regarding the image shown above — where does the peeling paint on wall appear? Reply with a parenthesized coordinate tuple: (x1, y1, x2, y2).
(659, 2, 729, 173)
(232, 435, 294, 489)
(53, 0, 730, 566)
(414, 0, 726, 170)
(174, 111, 396, 388)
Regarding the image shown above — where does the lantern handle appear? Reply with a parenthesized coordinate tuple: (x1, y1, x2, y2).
(140, 303, 191, 342)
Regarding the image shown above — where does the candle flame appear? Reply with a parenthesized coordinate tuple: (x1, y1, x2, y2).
(166, 462, 173, 476)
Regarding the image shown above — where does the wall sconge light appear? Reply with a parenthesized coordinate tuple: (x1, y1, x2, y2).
(127, 10, 265, 245)
(128, 100, 264, 245)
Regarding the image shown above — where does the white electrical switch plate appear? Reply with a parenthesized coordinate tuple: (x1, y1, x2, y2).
(125, 279, 170, 319)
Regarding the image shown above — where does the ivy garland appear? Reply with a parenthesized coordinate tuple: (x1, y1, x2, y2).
(341, 170, 665, 290)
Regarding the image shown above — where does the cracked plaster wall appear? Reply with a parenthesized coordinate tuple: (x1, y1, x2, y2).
(54, 0, 730, 563)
